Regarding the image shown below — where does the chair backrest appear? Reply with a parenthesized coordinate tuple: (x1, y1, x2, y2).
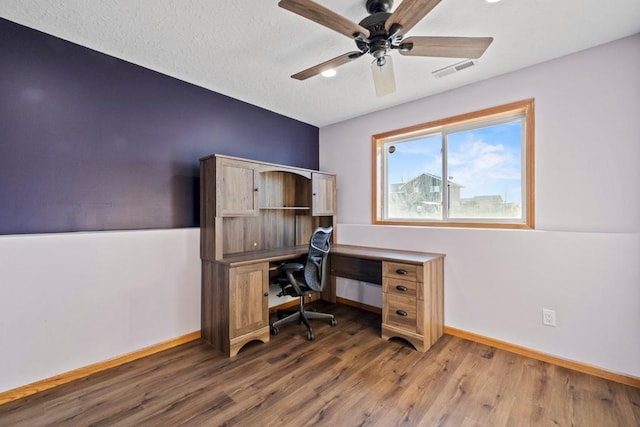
(303, 226, 333, 292)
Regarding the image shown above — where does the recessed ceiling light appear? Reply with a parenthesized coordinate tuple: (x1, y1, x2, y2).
(486, 0, 502, 3)
(321, 69, 336, 78)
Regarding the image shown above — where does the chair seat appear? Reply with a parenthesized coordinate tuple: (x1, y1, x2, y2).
(275, 276, 311, 297)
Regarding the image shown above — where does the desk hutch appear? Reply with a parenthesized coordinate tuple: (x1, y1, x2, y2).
(200, 154, 444, 357)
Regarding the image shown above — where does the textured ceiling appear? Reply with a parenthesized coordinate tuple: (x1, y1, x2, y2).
(1, 0, 639, 127)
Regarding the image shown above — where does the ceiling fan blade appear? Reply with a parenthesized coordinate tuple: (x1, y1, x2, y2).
(291, 51, 364, 80)
(371, 56, 396, 97)
(385, 0, 442, 36)
(400, 36, 493, 58)
(279, 0, 370, 40)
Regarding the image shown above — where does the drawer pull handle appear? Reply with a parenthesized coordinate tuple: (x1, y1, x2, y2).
(396, 269, 408, 275)
(396, 285, 408, 292)
(263, 292, 269, 297)
(396, 310, 408, 317)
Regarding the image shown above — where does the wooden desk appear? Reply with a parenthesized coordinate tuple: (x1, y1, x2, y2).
(202, 244, 444, 357)
(329, 245, 444, 352)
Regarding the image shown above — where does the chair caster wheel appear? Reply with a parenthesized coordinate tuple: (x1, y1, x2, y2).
(307, 331, 314, 341)
(330, 318, 337, 327)
(271, 326, 279, 336)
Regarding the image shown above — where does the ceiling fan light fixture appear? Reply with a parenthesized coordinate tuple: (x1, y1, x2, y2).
(371, 55, 396, 97)
(321, 69, 337, 77)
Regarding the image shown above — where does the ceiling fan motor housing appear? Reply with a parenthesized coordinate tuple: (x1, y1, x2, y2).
(357, 8, 403, 63)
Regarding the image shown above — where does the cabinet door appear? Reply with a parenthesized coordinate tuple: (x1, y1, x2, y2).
(229, 263, 269, 339)
(312, 173, 336, 216)
(217, 159, 258, 216)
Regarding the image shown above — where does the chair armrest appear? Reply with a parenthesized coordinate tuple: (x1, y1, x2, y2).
(280, 263, 304, 273)
(276, 263, 306, 296)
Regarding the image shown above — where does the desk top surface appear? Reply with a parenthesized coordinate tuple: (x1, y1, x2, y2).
(332, 244, 444, 264)
(218, 244, 444, 267)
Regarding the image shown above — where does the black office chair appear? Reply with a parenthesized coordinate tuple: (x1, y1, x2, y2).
(270, 226, 336, 340)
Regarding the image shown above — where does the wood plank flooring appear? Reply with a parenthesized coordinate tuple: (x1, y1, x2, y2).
(1, 303, 638, 426)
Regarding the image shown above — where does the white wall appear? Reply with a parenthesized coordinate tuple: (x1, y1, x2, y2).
(0, 228, 201, 393)
(320, 35, 640, 377)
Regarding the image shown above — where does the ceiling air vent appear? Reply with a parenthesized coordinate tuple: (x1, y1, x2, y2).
(432, 59, 477, 79)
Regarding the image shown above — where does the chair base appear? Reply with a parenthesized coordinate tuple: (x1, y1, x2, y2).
(271, 298, 336, 341)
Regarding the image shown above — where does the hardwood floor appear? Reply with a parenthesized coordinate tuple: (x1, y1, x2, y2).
(1, 303, 638, 426)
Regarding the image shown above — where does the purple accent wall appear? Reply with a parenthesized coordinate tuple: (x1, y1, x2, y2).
(0, 18, 319, 235)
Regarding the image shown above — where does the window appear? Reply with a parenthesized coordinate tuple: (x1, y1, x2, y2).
(373, 99, 534, 229)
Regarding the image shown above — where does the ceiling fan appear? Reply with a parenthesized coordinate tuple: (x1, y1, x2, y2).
(279, 0, 494, 96)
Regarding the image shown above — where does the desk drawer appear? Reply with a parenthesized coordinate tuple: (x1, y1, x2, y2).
(383, 277, 418, 298)
(383, 261, 418, 282)
(383, 293, 417, 333)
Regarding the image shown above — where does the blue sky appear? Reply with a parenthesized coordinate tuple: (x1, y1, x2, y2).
(386, 119, 523, 203)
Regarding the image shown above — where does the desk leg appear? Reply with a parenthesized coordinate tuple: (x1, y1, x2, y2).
(322, 256, 336, 303)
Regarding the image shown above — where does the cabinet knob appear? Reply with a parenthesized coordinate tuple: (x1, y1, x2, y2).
(396, 269, 408, 275)
(396, 310, 408, 317)
(396, 285, 408, 292)
(264, 292, 269, 297)
(254, 188, 259, 192)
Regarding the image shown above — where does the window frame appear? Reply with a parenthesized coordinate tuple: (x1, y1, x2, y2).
(372, 99, 535, 229)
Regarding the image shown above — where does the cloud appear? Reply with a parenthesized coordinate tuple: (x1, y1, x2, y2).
(448, 138, 521, 197)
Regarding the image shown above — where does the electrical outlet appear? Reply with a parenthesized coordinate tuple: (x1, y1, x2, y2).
(542, 309, 556, 326)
